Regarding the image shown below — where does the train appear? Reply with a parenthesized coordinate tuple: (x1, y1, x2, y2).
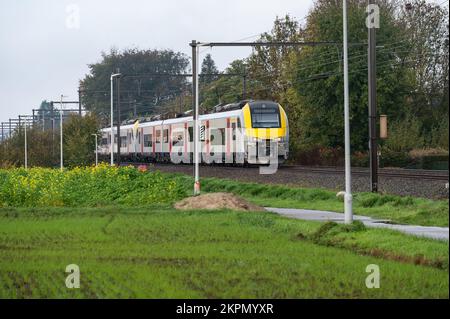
(98, 100, 289, 165)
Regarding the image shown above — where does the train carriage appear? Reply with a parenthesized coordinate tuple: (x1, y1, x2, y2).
(99, 100, 289, 165)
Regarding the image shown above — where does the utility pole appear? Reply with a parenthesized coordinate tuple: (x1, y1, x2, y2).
(188, 39, 364, 198)
(60, 95, 64, 171)
(368, 0, 378, 192)
(191, 40, 200, 195)
(343, 0, 353, 224)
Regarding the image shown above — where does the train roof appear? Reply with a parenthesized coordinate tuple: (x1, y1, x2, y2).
(100, 100, 280, 132)
(101, 109, 242, 132)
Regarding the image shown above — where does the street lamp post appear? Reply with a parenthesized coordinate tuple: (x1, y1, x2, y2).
(343, 0, 353, 224)
(110, 73, 121, 166)
(191, 40, 200, 195)
(92, 133, 98, 166)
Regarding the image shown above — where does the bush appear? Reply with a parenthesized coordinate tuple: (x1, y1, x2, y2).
(0, 164, 187, 207)
(379, 148, 410, 168)
(429, 118, 449, 150)
(351, 151, 369, 167)
(384, 115, 424, 152)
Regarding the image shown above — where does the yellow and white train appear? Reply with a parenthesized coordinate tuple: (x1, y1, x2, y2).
(99, 100, 289, 165)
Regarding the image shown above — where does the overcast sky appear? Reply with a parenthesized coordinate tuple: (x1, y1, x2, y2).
(0, 0, 315, 124)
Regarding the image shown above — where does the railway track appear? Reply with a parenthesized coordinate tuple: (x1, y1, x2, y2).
(282, 165, 449, 181)
(122, 161, 449, 182)
(120, 161, 448, 198)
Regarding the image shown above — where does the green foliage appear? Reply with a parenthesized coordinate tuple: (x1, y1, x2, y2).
(0, 114, 102, 168)
(0, 126, 58, 168)
(80, 48, 190, 120)
(429, 118, 449, 150)
(383, 115, 425, 152)
(200, 53, 219, 85)
(289, 1, 409, 152)
(247, 14, 301, 100)
(201, 59, 248, 109)
(63, 114, 100, 167)
(201, 0, 449, 163)
(0, 165, 186, 207)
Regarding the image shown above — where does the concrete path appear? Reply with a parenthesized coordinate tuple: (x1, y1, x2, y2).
(265, 207, 449, 241)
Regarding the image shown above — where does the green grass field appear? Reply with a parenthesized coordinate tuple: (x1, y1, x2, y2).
(0, 166, 448, 298)
(0, 206, 448, 298)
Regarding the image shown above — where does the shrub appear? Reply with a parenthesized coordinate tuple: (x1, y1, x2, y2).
(0, 164, 187, 207)
(384, 115, 424, 152)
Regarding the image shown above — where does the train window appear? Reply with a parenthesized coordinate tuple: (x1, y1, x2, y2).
(144, 134, 152, 147)
(120, 136, 127, 145)
(231, 123, 236, 141)
(156, 130, 161, 143)
(250, 102, 280, 128)
(172, 132, 183, 146)
(101, 138, 108, 145)
(188, 127, 193, 142)
(237, 118, 241, 128)
(163, 129, 169, 143)
(210, 128, 225, 146)
(114, 134, 118, 143)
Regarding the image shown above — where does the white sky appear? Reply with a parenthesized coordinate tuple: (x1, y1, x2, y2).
(0, 0, 315, 123)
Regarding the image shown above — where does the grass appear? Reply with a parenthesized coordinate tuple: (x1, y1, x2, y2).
(0, 206, 448, 298)
(172, 175, 449, 227)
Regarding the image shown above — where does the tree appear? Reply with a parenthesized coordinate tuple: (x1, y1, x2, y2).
(247, 14, 301, 101)
(200, 54, 219, 85)
(396, 0, 449, 133)
(201, 59, 248, 109)
(0, 114, 101, 168)
(63, 114, 100, 167)
(80, 48, 190, 123)
(288, 0, 417, 154)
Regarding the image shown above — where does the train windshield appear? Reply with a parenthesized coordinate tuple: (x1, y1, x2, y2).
(250, 102, 281, 128)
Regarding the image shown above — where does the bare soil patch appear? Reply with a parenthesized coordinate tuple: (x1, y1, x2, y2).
(174, 192, 265, 211)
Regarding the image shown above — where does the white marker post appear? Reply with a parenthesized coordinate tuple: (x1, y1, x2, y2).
(343, 0, 353, 223)
(92, 133, 98, 166)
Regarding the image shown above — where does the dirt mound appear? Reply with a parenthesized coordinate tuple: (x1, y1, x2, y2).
(174, 192, 265, 211)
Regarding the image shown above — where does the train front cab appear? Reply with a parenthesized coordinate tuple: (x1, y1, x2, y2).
(242, 101, 289, 165)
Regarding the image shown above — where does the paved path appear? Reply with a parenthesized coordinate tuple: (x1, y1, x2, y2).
(265, 207, 449, 241)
